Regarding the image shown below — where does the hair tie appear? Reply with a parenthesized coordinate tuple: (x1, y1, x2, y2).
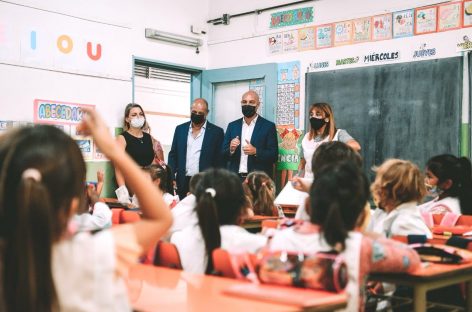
(205, 188, 216, 198)
(158, 159, 167, 169)
(243, 179, 249, 184)
(261, 182, 266, 186)
(22, 168, 42, 182)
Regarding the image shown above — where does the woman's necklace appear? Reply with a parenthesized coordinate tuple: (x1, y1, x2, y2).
(128, 130, 144, 143)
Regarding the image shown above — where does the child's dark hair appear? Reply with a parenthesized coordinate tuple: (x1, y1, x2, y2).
(312, 141, 362, 176)
(309, 161, 369, 251)
(427, 154, 472, 215)
(189, 172, 205, 194)
(243, 171, 276, 216)
(0, 125, 86, 311)
(145, 162, 174, 194)
(194, 168, 245, 274)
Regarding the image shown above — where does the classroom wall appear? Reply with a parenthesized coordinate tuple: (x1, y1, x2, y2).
(0, 0, 209, 196)
(207, 0, 472, 130)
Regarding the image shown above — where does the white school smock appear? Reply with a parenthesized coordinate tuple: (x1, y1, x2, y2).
(418, 196, 461, 215)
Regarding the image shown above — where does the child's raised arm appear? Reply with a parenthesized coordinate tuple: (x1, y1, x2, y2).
(80, 108, 172, 253)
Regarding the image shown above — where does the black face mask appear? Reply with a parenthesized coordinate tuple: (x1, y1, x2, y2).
(191, 112, 205, 125)
(310, 117, 326, 130)
(242, 105, 257, 118)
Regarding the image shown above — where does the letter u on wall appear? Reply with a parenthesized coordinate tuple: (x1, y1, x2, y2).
(87, 42, 102, 61)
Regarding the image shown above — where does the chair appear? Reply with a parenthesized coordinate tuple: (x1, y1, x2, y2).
(261, 219, 279, 229)
(111, 208, 124, 226)
(120, 210, 141, 223)
(153, 241, 182, 269)
(212, 248, 258, 279)
(456, 215, 472, 226)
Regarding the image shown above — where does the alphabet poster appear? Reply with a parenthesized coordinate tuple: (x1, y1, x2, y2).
(438, 2, 462, 32)
(267, 33, 283, 54)
(353, 17, 372, 43)
(464, 1, 472, 27)
(393, 9, 414, 38)
(298, 27, 315, 51)
(282, 30, 298, 53)
(277, 61, 300, 127)
(415, 6, 438, 35)
(334, 21, 353, 46)
(315, 24, 333, 49)
(372, 14, 393, 41)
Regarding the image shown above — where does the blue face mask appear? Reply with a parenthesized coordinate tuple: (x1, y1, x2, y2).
(425, 183, 442, 197)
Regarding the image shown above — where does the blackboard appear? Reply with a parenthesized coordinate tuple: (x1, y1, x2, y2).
(305, 57, 463, 178)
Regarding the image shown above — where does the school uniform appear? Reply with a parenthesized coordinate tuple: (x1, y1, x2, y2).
(169, 194, 197, 234)
(53, 224, 141, 311)
(269, 223, 420, 311)
(418, 196, 461, 215)
(171, 224, 267, 274)
(73, 202, 112, 232)
(371, 201, 432, 238)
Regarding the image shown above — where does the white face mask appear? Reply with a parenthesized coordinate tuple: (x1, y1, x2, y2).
(130, 116, 145, 129)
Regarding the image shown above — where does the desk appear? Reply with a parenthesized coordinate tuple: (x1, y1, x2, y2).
(127, 264, 347, 312)
(242, 216, 280, 232)
(370, 261, 472, 312)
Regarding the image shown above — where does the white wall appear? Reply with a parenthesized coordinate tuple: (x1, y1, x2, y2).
(207, 0, 472, 129)
(0, 0, 209, 128)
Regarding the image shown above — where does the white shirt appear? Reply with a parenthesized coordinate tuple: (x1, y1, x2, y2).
(418, 197, 461, 215)
(301, 130, 340, 179)
(186, 121, 207, 176)
(73, 202, 112, 232)
(52, 230, 131, 312)
(270, 228, 362, 312)
(375, 201, 432, 238)
(171, 224, 268, 274)
(170, 194, 197, 234)
(239, 115, 258, 174)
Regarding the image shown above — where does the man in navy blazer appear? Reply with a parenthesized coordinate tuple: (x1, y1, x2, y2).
(222, 90, 278, 179)
(168, 98, 224, 199)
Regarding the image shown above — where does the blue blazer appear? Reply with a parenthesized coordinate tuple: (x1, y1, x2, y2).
(168, 121, 224, 189)
(222, 116, 278, 177)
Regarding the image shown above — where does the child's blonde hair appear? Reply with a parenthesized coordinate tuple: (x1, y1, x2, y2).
(243, 171, 276, 216)
(371, 159, 426, 209)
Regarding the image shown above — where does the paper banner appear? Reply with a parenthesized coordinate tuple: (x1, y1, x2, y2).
(393, 9, 414, 38)
(298, 27, 315, 51)
(315, 24, 333, 49)
(353, 17, 372, 43)
(282, 30, 299, 53)
(415, 6, 438, 35)
(438, 2, 462, 32)
(372, 14, 393, 41)
(334, 21, 353, 46)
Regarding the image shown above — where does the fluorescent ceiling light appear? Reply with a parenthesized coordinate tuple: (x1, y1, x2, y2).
(145, 28, 202, 48)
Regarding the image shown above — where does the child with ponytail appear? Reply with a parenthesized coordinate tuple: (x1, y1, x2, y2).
(0, 108, 172, 311)
(270, 161, 420, 311)
(419, 154, 472, 215)
(145, 161, 179, 208)
(171, 168, 267, 274)
(243, 171, 279, 216)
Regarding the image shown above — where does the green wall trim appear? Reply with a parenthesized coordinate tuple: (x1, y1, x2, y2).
(461, 123, 470, 157)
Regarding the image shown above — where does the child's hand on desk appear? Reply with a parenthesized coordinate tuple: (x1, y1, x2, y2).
(291, 176, 311, 193)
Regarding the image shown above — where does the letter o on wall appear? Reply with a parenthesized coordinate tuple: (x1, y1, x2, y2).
(57, 35, 73, 54)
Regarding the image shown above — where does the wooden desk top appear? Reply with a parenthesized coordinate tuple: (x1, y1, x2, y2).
(127, 264, 347, 312)
(370, 261, 472, 283)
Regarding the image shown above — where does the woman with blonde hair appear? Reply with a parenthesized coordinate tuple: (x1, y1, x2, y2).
(298, 102, 360, 180)
(369, 159, 431, 238)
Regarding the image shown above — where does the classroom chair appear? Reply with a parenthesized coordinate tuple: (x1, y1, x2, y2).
(111, 208, 124, 226)
(261, 219, 279, 229)
(212, 248, 258, 279)
(120, 210, 141, 223)
(432, 214, 472, 226)
(153, 241, 182, 269)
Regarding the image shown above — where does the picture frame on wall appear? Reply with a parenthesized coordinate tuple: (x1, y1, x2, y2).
(352, 17, 372, 44)
(334, 20, 353, 46)
(315, 24, 333, 49)
(414, 5, 438, 35)
(372, 13, 393, 41)
(438, 1, 462, 32)
(298, 27, 316, 51)
(464, 0, 472, 27)
(393, 9, 414, 38)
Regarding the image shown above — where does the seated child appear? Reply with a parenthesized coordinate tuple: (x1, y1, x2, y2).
(0, 108, 172, 311)
(243, 171, 280, 217)
(74, 169, 112, 231)
(270, 161, 421, 311)
(369, 159, 431, 238)
(144, 161, 179, 208)
(170, 172, 204, 234)
(419, 154, 472, 215)
(293, 141, 363, 220)
(171, 168, 268, 274)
